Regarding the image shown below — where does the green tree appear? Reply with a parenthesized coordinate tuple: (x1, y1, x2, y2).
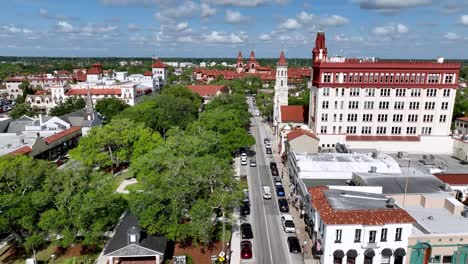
(95, 97, 129, 121)
(49, 97, 86, 116)
(17, 81, 34, 103)
(0, 156, 53, 251)
(10, 102, 40, 119)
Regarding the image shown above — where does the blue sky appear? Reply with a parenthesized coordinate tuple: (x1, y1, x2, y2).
(0, 0, 467, 58)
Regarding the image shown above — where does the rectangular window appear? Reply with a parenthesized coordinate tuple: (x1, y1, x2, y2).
(341, 88, 345, 96)
(425, 102, 435, 110)
(391, 127, 402, 135)
(339, 114, 343, 122)
(361, 126, 372, 134)
(440, 115, 447, 123)
(442, 256, 452, 263)
(444, 74, 453, 84)
(346, 126, 357, 134)
(323, 88, 330, 96)
(381, 228, 387, 242)
(363, 114, 373, 122)
(348, 101, 359, 109)
(395, 88, 406, 97)
(369, 230, 376, 243)
(347, 114, 358, 122)
(323, 73, 332, 83)
(395, 228, 402, 241)
(335, 229, 342, 243)
(322, 101, 329, 109)
(441, 102, 449, 110)
(443, 89, 450, 97)
(426, 89, 437, 97)
(394, 101, 404, 110)
(334, 101, 338, 109)
(422, 127, 432, 135)
(378, 114, 388, 122)
(350, 88, 360, 96)
(379, 101, 389, 110)
(354, 229, 361, 242)
(341, 101, 344, 109)
(335, 88, 339, 96)
(335, 74, 339, 83)
(377, 127, 387, 134)
(407, 127, 416, 135)
(423, 115, 434, 122)
(411, 88, 421, 97)
(415, 74, 420, 83)
(320, 126, 327, 134)
(321, 114, 328, 122)
(364, 101, 374, 109)
(365, 88, 375, 97)
(333, 114, 337, 122)
(364, 74, 369, 83)
(393, 114, 403, 122)
(380, 88, 391, 97)
(409, 102, 420, 110)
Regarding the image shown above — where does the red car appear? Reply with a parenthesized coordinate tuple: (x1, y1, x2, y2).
(241, 241, 252, 259)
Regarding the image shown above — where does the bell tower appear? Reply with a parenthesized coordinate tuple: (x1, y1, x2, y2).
(273, 51, 288, 127)
(312, 31, 328, 63)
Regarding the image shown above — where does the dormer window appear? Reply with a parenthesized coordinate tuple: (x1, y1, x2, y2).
(130, 234, 137, 243)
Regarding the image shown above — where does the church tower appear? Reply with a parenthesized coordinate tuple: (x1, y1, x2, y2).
(236, 51, 244, 73)
(312, 31, 328, 63)
(273, 51, 288, 128)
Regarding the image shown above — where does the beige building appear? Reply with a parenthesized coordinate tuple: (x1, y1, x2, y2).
(455, 117, 468, 135)
(283, 127, 319, 155)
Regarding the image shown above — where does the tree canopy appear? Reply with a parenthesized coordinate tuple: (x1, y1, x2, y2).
(49, 96, 86, 116)
(10, 102, 40, 119)
(95, 97, 129, 121)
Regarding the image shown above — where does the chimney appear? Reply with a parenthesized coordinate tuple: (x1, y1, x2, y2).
(127, 227, 140, 245)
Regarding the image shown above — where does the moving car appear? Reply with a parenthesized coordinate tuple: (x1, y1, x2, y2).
(270, 162, 277, 170)
(241, 153, 247, 159)
(241, 241, 253, 259)
(266, 148, 272, 154)
(273, 177, 282, 186)
(250, 160, 257, 167)
(276, 186, 285, 196)
(287, 237, 301, 253)
(281, 214, 296, 233)
(264, 138, 270, 144)
(241, 159, 248, 166)
(241, 223, 253, 239)
(271, 168, 279, 176)
(278, 198, 289, 212)
(240, 201, 250, 216)
(262, 186, 272, 199)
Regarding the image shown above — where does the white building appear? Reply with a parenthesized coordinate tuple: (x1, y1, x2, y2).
(308, 32, 460, 154)
(309, 186, 414, 264)
(273, 51, 289, 128)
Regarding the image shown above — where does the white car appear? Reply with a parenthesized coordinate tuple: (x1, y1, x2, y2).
(241, 153, 247, 160)
(241, 159, 248, 166)
(250, 160, 257, 167)
(262, 186, 271, 199)
(281, 214, 296, 233)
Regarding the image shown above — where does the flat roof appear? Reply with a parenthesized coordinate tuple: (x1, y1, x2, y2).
(353, 172, 447, 194)
(324, 189, 389, 211)
(302, 178, 350, 188)
(389, 153, 468, 174)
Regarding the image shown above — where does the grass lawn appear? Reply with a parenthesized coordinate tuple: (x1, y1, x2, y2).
(110, 169, 133, 191)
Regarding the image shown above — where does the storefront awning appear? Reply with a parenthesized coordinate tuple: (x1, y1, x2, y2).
(394, 248, 406, 257)
(381, 248, 392, 257)
(333, 250, 344, 259)
(364, 248, 375, 258)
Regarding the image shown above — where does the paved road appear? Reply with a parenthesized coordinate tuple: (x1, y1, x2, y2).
(240, 97, 304, 264)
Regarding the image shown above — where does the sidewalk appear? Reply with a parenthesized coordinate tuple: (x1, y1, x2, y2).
(229, 157, 242, 264)
(265, 123, 320, 264)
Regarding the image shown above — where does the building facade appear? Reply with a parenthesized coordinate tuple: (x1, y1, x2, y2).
(273, 51, 289, 128)
(308, 32, 460, 154)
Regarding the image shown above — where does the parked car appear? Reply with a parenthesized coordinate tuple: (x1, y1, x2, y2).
(266, 148, 272, 154)
(264, 138, 270, 144)
(242, 189, 250, 203)
(278, 198, 289, 212)
(287, 237, 301, 253)
(276, 186, 285, 196)
(273, 177, 282, 186)
(241, 223, 253, 239)
(241, 159, 248, 166)
(241, 241, 253, 259)
(265, 142, 271, 148)
(250, 160, 257, 167)
(240, 201, 250, 216)
(262, 186, 272, 199)
(271, 168, 279, 177)
(281, 214, 296, 233)
(270, 162, 277, 170)
(241, 152, 247, 159)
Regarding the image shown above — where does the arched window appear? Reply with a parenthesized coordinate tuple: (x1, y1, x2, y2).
(280, 70, 283, 77)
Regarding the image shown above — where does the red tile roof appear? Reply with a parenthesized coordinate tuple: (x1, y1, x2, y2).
(456, 117, 468, 122)
(143, 71, 153, 76)
(278, 51, 287, 66)
(346, 135, 420, 142)
(152, 60, 167, 68)
(280, 105, 309, 123)
(309, 186, 416, 225)
(185, 85, 228, 97)
(8, 146, 32, 156)
(65, 88, 121, 96)
(44, 126, 82, 144)
(287, 128, 319, 141)
(86, 67, 101, 75)
(434, 174, 468, 185)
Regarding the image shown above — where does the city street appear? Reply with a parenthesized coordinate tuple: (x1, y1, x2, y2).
(239, 97, 304, 264)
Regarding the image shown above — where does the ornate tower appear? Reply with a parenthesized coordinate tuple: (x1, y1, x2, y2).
(236, 51, 244, 73)
(312, 31, 328, 63)
(273, 51, 288, 127)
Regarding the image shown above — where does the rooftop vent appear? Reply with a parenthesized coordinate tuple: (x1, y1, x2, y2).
(427, 216, 434, 220)
(437, 57, 444, 63)
(372, 152, 378, 159)
(440, 183, 450, 192)
(369, 166, 377, 173)
(386, 198, 396, 208)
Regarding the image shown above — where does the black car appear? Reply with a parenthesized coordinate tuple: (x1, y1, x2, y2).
(264, 138, 270, 144)
(278, 198, 289, 212)
(240, 201, 250, 216)
(240, 223, 253, 239)
(276, 186, 285, 196)
(287, 237, 302, 253)
(266, 147, 272, 154)
(271, 168, 279, 176)
(270, 162, 277, 170)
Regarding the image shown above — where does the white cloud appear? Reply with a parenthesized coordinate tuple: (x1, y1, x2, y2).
(296, 12, 349, 27)
(460, 15, 468, 25)
(372, 23, 409, 36)
(57, 21, 74, 32)
(100, 0, 172, 6)
(203, 0, 268, 7)
(279, 18, 301, 29)
(353, 0, 432, 12)
(154, 1, 199, 22)
(259, 33, 272, 41)
(225, 10, 250, 23)
(176, 22, 189, 31)
(177, 36, 195, 42)
(444, 32, 461, 40)
(297, 11, 316, 23)
(39, 8, 75, 20)
(128, 23, 140, 31)
(322, 15, 350, 26)
(203, 31, 247, 43)
(201, 3, 216, 17)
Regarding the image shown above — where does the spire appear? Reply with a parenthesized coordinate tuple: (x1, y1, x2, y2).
(237, 51, 243, 62)
(249, 50, 255, 60)
(278, 51, 287, 66)
(86, 85, 94, 114)
(312, 31, 328, 63)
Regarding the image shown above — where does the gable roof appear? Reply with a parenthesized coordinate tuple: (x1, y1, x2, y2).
(456, 117, 468, 122)
(103, 212, 167, 256)
(280, 105, 309, 123)
(434, 173, 468, 185)
(44, 126, 81, 144)
(185, 85, 228, 97)
(8, 146, 32, 156)
(309, 186, 415, 225)
(286, 128, 319, 141)
(152, 60, 168, 68)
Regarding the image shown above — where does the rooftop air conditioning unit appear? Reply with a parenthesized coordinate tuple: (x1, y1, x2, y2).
(372, 152, 378, 159)
(386, 198, 396, 208)
(369, 166, 377, 173)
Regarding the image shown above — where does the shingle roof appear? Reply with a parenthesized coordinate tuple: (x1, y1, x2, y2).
(44, 126, 81, 144)
(309, 186, 416, 225)
(286, 128, 319, 141)
(280, 105, 309, 123)
(185, 85, 228, 97)
(434, 173, 468, 185)
(346, 135, 420, 142)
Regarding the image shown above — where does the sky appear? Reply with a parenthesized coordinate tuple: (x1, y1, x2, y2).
(0, 0, 467, 58)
